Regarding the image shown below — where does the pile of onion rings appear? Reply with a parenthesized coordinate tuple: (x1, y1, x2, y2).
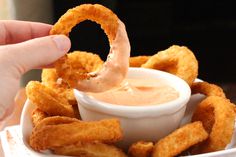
(26, 4, 129, 156)
(127, 46, 235, 156)
(24, 3, 236, 157)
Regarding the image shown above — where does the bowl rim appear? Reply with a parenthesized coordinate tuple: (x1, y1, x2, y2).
(74, 67, 191, 118)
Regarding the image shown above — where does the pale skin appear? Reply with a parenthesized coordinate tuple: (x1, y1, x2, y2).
(0, 20, 71, 121)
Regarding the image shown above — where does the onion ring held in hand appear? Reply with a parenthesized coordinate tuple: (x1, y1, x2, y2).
(52, 141, 127, 157)
(50, 4, 130, 92)
(191, 96, 235, 154)
(29, 116, 123, 151)
(26, 81, 75, 117)
(142, 45, 198, 86)
(191, 81, 226, 98)
(152, 121, 208, 157)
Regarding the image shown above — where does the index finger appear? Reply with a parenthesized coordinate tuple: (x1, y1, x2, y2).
(0, 20, 52, 45)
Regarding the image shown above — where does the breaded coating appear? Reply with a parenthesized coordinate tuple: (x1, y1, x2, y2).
(64, 51, 104, 87)
(129, 56, 151, 67)
(41, 68, 77, 105)
(128, 141, 154, 157)
(68, 51, 104, 75)
(152, 121, 208, 157)
(191, 96, 235, 154)
(29, 117, 123, 151)
(142, 45, 198, 86)
(26, 81, 74, 117)
(50, 4, 118, 43)
(52, 141, 127, 157)
(191, 81, 226, 98)
(42, 51, 104, 104)
(31, 108, 48, 127)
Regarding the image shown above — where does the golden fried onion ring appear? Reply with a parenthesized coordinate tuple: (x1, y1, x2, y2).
(50, 4, 130, 92)
(26, 81, 75, 117)
(31, 108, 48, 127)
(191, 81, 226, 98)
(52, 141, 127, 157)
(128, 141, 154, 157)
(129, 56, 151, 67)
(142, 45, 198, 86)
(41, 51, 104, 104)
(191, 96, 235, 154)
(41, 68, 76, 105)
(152, 121, 208, 157)
(29, 116, 123, 151)
(67, 51, 104, 76)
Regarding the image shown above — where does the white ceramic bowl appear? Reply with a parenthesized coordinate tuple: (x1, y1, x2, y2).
(74, 67, 191, 148)
(20, 84, 236, 156)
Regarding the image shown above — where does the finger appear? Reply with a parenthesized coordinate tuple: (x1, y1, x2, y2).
(0, 35, 71, 76)
(0, 20, 52, 45)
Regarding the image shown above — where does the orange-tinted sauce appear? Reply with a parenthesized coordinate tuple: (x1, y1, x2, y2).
(88, 78, 179, 106)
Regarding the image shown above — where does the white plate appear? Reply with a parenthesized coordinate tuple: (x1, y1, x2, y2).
(20, 94, 236, 157)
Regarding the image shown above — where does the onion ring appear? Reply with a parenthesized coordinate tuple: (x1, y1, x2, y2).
(142, 45, 198, 86)
(152, 121, 208, 157)
(191, 81, 226, 98)
(41, 51, 104, 104)
(64, 51, 104, 87)
(29, 116, 123, 151)
(128, 141, 154, 157)
(52, 141, 127, 157)
(67, 51, 104, 76)
(191, 96, 235, 154)
(129, 56, 151, 67)
(50, 4, 130, 92)
(41, 68, 76, 105)
(26, 81, 75, 117)
(31, 108, 48, 127)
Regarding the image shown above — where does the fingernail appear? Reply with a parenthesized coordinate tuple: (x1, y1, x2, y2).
(52, 35, 70, 51)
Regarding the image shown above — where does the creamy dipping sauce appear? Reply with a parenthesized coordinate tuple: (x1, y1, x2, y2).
(88, 78, 179, 106)
(75, 20, 130, 92)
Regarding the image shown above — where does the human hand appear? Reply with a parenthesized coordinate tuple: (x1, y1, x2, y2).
(0, 20, 71, 120)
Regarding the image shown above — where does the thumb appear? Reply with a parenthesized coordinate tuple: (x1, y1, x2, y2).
(1, 35, 70, 76)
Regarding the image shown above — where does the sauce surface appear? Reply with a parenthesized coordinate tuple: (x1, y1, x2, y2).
(88, 78, 179, 106)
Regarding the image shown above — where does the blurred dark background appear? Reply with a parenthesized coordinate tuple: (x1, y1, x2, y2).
(52, 0, 236, 100)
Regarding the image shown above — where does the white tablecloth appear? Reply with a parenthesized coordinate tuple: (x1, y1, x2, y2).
(0, 125, 33, 157)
